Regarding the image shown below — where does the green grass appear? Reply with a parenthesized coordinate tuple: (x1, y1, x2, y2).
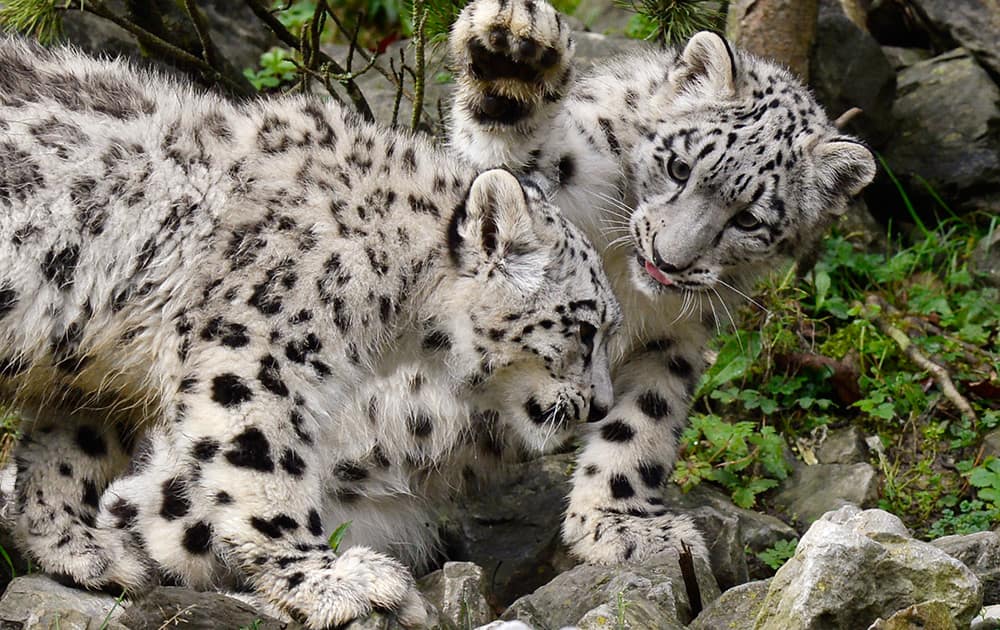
(675, 212, 999, 539)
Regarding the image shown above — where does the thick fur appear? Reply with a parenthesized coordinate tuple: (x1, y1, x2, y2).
(0, 35, 621, 627)
(448, 0, 877, 563)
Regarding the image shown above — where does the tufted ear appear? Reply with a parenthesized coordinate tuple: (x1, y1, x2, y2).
(449, 169, 549, 289)
(813, 140, 877, 212)
(675, 31, 736, 98)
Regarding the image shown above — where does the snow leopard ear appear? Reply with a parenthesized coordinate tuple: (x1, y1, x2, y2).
(813, 140, 877, 211)
(675, 31, 736, 98)
(451, 169, 542, 267)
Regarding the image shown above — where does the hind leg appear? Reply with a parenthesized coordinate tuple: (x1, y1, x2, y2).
(11, 407, 151, 590)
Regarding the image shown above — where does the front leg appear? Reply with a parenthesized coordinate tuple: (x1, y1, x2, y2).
(563, 342, 709, 563)
(448, 0, 575, 168)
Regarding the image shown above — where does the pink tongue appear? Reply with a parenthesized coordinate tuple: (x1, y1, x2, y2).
(644, 260, 674, 286)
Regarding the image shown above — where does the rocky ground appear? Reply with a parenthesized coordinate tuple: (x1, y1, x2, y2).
(0, 0, 997, 628)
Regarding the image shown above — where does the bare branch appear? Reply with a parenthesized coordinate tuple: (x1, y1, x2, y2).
(243, 0, 374, 121)
(834, 107, 863, 130)
(181, 0, 221, 72)
(65, 0, 252, 96)
(861, 295, 978, 422)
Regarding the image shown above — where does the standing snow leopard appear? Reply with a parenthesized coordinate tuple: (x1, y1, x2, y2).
(447, 0, 877, 564)
(0, 35, 621, 627)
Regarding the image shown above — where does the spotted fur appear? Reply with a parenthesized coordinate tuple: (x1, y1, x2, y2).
(0, 35, 620, 627)
(448, 0, 877, 564)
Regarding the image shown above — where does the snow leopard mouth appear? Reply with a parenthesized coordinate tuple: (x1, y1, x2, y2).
(635, 253, 677, 289)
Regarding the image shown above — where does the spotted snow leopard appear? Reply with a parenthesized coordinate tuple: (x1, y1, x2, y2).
(0, 35, 621, 627)
(447, 0, 877, 564)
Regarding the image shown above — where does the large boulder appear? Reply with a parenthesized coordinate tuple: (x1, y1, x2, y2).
(687, 579, 770, 630)
(418, 562, 493, 629)
(754, 506, 983, 629)
(932, 531, 1000, 606)
(909, 0, 1000, 79)
(664, 483, 798, 586)
(442, 453, 578, 608)
(0, 574, 129, 629)
(121, 587, 301, 630)
(879, 49, 1000, 213)
(60, 0, 274, 82)
(772, 462, 880, 527)
(500, 550, 719, 630)
(811, 2, 897, 146)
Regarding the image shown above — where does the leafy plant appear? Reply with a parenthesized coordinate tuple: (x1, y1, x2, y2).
(244, 47, 299, 90)
(328, 520, 352, 552)
(673, 413, 789, 508)
(756, 538, 798, 571)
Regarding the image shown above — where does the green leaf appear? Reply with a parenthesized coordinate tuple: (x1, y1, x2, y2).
(328, 521, 352, 552)
(813, 269, 831, 310)
(697, 333, 762, 396)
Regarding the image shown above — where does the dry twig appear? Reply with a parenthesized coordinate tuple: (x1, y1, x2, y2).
(861, 295, 978, 421)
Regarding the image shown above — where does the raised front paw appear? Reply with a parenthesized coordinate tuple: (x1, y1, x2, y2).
(260, 545, 427, 629)
(563, 508, 708, 565)
(450, 0, 574, 123)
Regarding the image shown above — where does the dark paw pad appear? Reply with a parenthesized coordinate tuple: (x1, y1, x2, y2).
(467, 36, 560, 83)
(471, 92, 532, 125)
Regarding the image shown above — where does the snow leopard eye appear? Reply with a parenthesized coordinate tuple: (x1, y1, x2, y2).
(579, 322, 596, 358)
(667, 154, 691, 182)
(733, 210, 763, 231)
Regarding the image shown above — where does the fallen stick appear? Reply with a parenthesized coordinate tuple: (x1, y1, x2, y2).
(861, 295, 977, 422)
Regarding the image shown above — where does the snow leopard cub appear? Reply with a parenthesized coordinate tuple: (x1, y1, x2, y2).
(0, 35, 620, 627)
(448, 0, 877, 564)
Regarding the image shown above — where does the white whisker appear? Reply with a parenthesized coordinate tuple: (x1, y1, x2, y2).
(711, 286, 743, 350)
(717, 278, 770, 314)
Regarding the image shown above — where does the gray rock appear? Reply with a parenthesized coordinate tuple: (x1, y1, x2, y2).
(0, 574, 129, 630)
(121, 586, 300, 630)
(498, 597, 549, 629)
(443, 453, 578, 607)
(754, 507, 983, 629)
(811, 4, 897, 146)
(327, 39, 453, 132)
(418, 562, 493, 628)
(687, 579, 770, 630)
(475, 622, 533, 630)
(59, 0, 274, 86)
(573, 0, 634, 35)
(500, 550, 720, 630)
(664, 483, 797, 586)
(972, 604, 1000, 630)
(882, 46, 934, 71)
(909, 0, 1000, 79)
(971, 229, 1000, 289)
(773, 462, 880, 527)
(571, 32, 649, 69)
(883, 49, 1000, 211)
(868, 600, 958, 630)
(816, 426, 870, 465)
(932, 531, 1000, 605)
(575, 599, 684, 630)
